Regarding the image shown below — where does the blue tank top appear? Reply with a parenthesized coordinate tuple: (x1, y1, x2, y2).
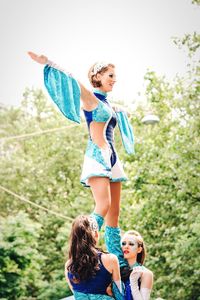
(68, 252, 112, 294)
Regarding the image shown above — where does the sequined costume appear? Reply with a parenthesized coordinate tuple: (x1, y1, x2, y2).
(43, 63, 134, 187)
(81, 89, 127, 187)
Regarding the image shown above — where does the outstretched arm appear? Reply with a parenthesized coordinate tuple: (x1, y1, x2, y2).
(27, 51, 98, 110)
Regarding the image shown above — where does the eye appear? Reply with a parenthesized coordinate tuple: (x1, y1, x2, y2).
(121, 241, 126, 246)
(109, 74, 113, 78)
(129, 242, 135, 246)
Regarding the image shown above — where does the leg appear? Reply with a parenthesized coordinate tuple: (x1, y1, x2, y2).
(89, 177, 111, 217)
(105, 181, 121, 227)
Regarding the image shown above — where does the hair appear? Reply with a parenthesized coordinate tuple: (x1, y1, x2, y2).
(67, 215, 100, 282)
(125, 230, 146, 265)
(120, 230, 146, 282)
(88, 62, 115, 87)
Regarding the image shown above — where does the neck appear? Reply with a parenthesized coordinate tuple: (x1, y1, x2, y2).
(94, 88, 107, 96)
(127, 257, 138, 268)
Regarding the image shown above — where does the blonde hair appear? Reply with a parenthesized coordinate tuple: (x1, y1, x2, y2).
(124, 230, 146, 265)
(88, 62, 115, 87)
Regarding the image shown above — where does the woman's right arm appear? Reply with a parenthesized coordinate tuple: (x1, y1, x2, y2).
(27, 51, 98, 111)
(64, 261, 73, 292)
(109, 254, 125, 298)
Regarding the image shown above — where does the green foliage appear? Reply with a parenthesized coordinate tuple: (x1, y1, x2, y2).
(120, 47, 200, 299)
(192, 0, 200, 5)
(173, 32, 200, 57)
(0, 90, 88, 299)
(0, 212, 44, 299)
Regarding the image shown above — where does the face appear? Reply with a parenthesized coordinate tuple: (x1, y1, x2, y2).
(121, 234, 139, 259)
(97, 66, 116, 92)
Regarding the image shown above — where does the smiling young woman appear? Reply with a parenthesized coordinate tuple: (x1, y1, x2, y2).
(28, 51, 134, 232)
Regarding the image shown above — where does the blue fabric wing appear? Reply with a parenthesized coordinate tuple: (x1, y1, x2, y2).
(44, 65, 81, 123)
(116, 112, 134, 155)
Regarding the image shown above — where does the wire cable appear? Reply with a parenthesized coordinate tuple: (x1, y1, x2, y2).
(0, 185, 73, 221)
(0, 124, 79, 142)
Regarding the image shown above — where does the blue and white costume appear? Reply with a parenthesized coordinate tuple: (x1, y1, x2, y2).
(43, 63, 134, 187)
(81, 90, 127, 187)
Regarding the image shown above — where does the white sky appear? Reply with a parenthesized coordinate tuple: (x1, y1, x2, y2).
(0, 0, 199, 107)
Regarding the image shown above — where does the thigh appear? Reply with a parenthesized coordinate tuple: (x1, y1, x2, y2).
(89, 177, 111, 199)
(89, 177, 111, 217)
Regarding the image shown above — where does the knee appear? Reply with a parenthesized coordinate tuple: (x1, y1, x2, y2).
(101, 201, 111, 216)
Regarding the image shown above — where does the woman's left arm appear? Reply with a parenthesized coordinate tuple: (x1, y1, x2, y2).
(130, 266, 153, 300)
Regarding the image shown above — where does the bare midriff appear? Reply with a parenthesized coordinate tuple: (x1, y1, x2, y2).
(90, 122, 109, 149)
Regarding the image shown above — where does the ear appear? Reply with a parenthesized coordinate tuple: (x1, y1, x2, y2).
(94, 231, 99, 239)
(96, 73, 102, 81)
(137, 246, 143, 254)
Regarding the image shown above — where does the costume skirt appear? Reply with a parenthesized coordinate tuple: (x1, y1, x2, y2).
(80, 140, 127, 187)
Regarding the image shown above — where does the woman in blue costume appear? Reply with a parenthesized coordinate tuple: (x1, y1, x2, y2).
(28, 51, 134, 231)
(65, 215, 124, 299)
(104, 225, 153, 300)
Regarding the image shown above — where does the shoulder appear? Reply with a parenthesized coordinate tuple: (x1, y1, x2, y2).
(141, 266, 154, 287)
(101, 253, 119, 272)
(102, 253, 119, 266)
(102, 253, 118, 261)
(143, 266, 153, 276)
(65, 260, 71, 271)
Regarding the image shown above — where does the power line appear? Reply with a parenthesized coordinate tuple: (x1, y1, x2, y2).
(0, 185, 73, 221)
(0, 124, 80, 142)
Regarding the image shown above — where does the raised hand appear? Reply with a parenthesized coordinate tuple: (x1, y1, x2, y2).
(27, 51, 48, 65)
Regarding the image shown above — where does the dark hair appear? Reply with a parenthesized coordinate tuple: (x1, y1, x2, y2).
(88, 62, 115, 87)
(67, 215, 100, 282)
(120, 266, 141, 288)
(120, 265, 132, 282)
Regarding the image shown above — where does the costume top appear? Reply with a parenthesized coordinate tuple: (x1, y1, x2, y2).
(83, 90, 114, 126)
(83, 89, 117, 167)
(43, 63, 134, 155)
(68, 252, 112, 294)
(80, 88, 127, 186)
